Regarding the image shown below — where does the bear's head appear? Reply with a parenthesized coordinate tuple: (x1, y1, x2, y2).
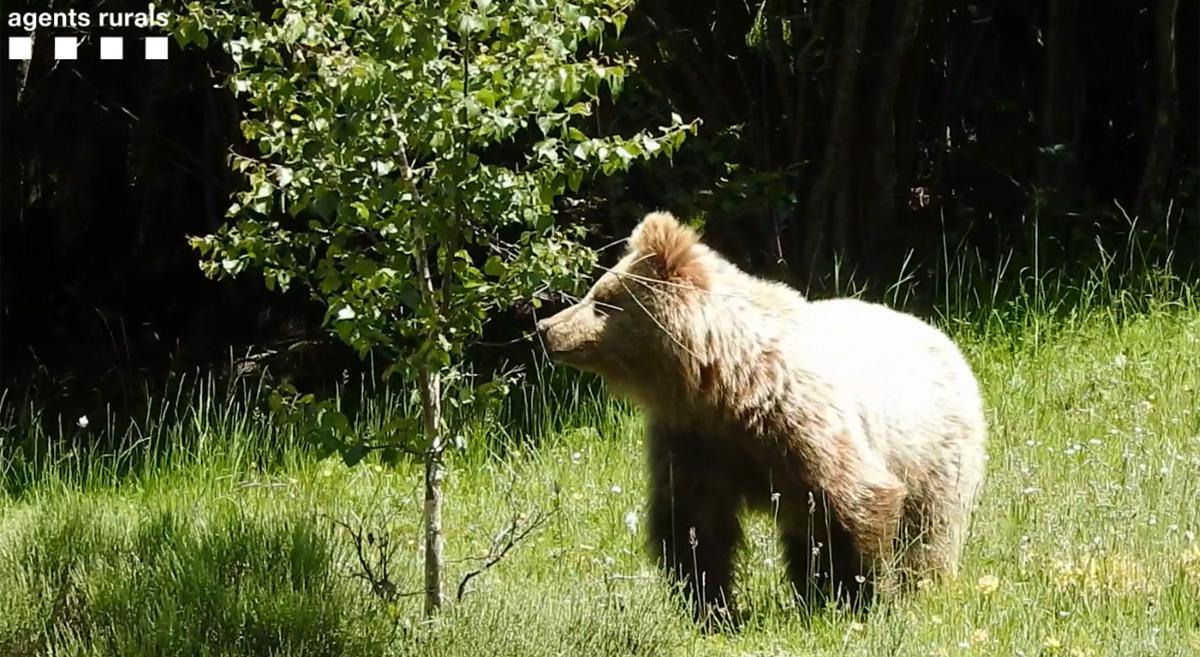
(535, 212, 711, 396)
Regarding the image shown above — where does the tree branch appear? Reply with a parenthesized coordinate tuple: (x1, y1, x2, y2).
(455, 506, 557, 602)
(330, 514, 402, 602)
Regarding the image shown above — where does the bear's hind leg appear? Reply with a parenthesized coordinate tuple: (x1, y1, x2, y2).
(646, 434, 743, 626)
(895, 497, 968, 584)
(782, 422, 907, 576)
(779, 492, 874, 612)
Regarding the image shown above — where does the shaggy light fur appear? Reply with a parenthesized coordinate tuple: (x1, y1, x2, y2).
(537, 211, 987, 622)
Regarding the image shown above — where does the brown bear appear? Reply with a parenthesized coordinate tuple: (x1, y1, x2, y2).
(536, 211, 987, 623)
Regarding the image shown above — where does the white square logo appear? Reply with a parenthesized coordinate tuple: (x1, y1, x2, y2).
(100, 36, 124, 60)
(54, 36, 78, 60)
(7, 36, 32, 60)
(145, 36, 168, 60)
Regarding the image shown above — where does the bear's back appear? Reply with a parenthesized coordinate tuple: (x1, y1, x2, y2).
(786, 298, 986, 485)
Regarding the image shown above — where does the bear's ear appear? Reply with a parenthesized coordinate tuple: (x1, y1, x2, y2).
(629, 211, 707, 288)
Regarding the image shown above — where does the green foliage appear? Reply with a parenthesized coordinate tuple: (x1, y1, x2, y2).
(175, 0, 697, 371)
(265, 366, 520, 463)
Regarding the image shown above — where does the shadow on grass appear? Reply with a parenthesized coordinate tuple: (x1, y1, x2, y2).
(0, 497, 382, 656)
(0, 492, 692, 657)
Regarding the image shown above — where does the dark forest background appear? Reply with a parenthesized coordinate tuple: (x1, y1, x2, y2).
(2, 0, 1197, 418)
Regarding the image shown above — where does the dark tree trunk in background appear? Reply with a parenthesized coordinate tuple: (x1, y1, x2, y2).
(1137, 0, 1181, 214)
(764, 0, 789, 268)
(1038, 0, 1085, 195)
(802, 0, 871, 287)
(866, 0, 925, 281)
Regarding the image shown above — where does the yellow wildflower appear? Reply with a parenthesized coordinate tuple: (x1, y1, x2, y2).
(976, 574, 1000, 595)
(1051, 554, 1148, 595)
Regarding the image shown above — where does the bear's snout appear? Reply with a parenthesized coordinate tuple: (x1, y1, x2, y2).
(534, 316, 560, 351)
(534, 310, 569, 356)
(534, 302, 602, 364)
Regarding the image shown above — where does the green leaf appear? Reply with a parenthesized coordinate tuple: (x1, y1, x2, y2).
(384, 417, 419, 438)
(459, 14, 484, 34)
(320, 409, 352, 436)
(341, 443, 368, 467)
(282, 14, 305, 42)
(475, 89, 497, 107)
(347, 257, 376, 277)
(483, 255, 506, 277)
(380, 447, 402, 466)
(319, 272, 341, 294)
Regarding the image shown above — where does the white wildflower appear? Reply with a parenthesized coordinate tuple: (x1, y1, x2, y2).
(624, 511, 638, 534)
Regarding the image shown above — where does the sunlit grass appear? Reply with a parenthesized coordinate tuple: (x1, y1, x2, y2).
(3, 247, 1199, 655)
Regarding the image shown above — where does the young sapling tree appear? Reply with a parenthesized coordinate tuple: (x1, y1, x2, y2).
(176, 0, 696, 614)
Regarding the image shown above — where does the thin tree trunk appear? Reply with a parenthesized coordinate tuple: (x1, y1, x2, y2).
(783, 0, 830, 272)
(413, 225, 446, 616)
(764, 1, 787, 268)
(787, 0, 834, 166)
(787, 0, 809, 168)
(1038, 0, 1083, 192)
(13, 30, 41, 229)
(419, 365, 445, 615)
(867, 0, 924, 277)
(801, 0, 871, 288)
(1136, 0, 1180, 213)
(929, 11, 951, 212)
(410, 209, 445, 616)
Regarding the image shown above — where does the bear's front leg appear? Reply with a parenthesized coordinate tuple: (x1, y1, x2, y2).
(645, 425, 743, 627)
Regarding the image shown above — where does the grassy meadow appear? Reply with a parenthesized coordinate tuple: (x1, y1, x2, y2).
(2, 263, 1200, 656)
